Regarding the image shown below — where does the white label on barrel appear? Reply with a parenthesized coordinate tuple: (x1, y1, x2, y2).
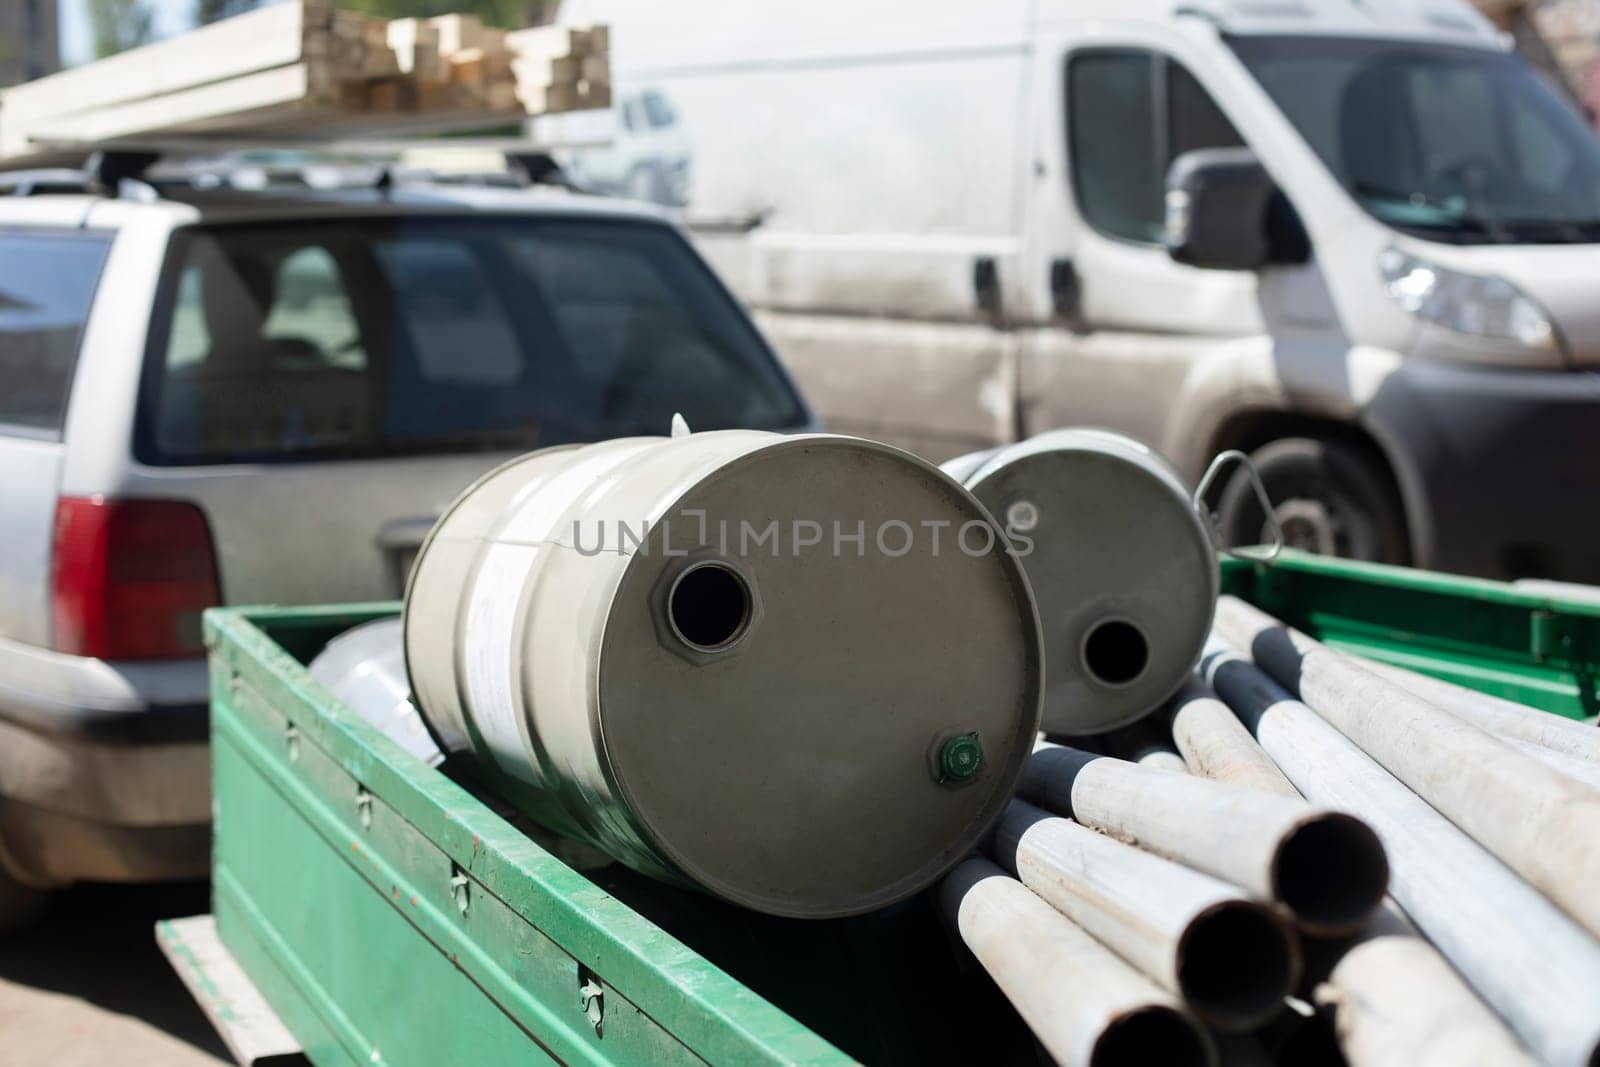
(462, 541, 543, 786)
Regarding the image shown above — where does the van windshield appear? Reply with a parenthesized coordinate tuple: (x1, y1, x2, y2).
(1229, 36, 1600, 244)
(138, 216, 807, 464)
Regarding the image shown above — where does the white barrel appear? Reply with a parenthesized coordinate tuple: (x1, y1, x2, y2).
(405, 429, 1044, 918)
(944, 429, 1217, 735)
(307, 617, 442, 767)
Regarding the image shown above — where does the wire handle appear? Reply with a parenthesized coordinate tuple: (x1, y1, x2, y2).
(1194, 450, 1284, 564)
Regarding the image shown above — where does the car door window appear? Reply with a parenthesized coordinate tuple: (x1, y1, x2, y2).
(1068, 51, 1245, 245)
(0, 232, 111, 436)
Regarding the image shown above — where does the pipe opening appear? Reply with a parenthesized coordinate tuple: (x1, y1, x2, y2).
(1177, 902, 1298, 1031)
(1083, 619, 1150, 687)
(667, 562, 752, 652)
(1273, 813, 1391, 937)
(1093, 1006, 1212, 1067)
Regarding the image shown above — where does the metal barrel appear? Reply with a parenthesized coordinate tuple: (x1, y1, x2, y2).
(404, 429, 1044, 918)
(1216, 596, 1600, 942)
(1167, 678, 1300, 798)
(1357, 655, 1600, 765)
(1024, 744, 1389, 936)
(989, 801, 1301, 1031)
(1202, 639, 1600, 1067)
(306, 617, 443, 768)
(939, 858, 1216, 1067)
(943, 429, 1217, 735)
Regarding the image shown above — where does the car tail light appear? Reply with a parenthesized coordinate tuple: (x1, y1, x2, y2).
(51, 496, 222, 660)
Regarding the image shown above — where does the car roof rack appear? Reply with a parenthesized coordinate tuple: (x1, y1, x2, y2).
(1, 139, 576, 199)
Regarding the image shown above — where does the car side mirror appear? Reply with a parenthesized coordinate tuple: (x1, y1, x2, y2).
(1164, 148, 1310, 271)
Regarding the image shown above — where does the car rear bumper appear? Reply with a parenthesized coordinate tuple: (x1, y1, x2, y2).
(1365, 361, 1600, 582)
(0, 635, 210, 887)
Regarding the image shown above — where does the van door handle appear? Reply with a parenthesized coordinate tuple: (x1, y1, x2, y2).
(973, 256, 1002, 321)
(1049, 258, 1084, 327)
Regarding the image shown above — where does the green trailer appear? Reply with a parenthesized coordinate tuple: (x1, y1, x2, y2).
(163, 550, 1600, 1066)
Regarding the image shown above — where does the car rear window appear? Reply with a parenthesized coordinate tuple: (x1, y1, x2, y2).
(136, 216, 806, 464)
(0, 231, 112, 437)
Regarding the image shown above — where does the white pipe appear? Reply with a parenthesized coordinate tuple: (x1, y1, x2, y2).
(1102, 718, 1190, 775)
(1316, 935, 1536, 1067)
(1358, 656, 1600, 765)
(1024, 744, 1388, 936)
(938, 858, 1215, 1067)
(1202, 639, 1600, 1067)
(1215, 596, 1600, 942)
(990, 801, 1300, 1031)
(1135, 749, 1190, 775)
(1502, 736, 1600, 792)
(1168, 678, 1300, 798)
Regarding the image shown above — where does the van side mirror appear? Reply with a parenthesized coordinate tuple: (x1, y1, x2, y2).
(1164, 148, 1310, 271)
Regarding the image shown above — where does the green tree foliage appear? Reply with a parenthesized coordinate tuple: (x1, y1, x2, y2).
(337, 0, 550, 30)
(88, 0, 155, 58)
(195, 0, 262, 26)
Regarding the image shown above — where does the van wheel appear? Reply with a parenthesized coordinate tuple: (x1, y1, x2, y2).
(0, 864, 47, 933)
(1217, 437, 1409, 564)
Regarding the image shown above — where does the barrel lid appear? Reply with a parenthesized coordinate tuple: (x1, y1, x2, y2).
(963, 431, 1218, 736)
(597, 437, 1043, 918)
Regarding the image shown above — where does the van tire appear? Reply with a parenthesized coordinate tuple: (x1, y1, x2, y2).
(1217, 437, 1408, 564)
(0, 864, 47, 933)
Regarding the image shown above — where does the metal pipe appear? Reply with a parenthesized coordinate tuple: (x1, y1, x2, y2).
(939, 858, 1216, 1067)
(990, 801, 1301, 1031)
(1168, 678, 1300, 798)
(1315, 934, 1536, 1067)
(1357, 656, 1600, 765)
(1502, 736, 1600, 792)
(1100, 718, 1191, 775)
(1215, 596, 1600, 942)
(1024, 745, 1388, 936)
(1202, 639, 1600, 1067)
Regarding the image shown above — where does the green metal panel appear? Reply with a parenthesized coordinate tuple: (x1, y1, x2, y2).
(206, 604, 848, 1067)
(1221, 550, 1600, 720)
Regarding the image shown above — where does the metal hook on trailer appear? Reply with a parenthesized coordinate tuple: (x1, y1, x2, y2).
(1194, 450, 1284, 564)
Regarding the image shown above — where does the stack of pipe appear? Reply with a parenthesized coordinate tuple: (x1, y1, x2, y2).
(940, 735, 1393, 1065)
(949, 590, 1600, 1065)
(1196, 596, 1600, 1067)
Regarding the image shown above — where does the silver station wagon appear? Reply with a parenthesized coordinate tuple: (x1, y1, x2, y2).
(0, 166, 811, 926)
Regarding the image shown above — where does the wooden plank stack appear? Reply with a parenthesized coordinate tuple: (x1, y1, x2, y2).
(0, 2, 611, 164)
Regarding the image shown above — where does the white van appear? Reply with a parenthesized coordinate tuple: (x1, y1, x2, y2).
(550, 0, 1600, 581)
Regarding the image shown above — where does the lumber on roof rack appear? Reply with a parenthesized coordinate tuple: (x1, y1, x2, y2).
(0, 3, 610, 168)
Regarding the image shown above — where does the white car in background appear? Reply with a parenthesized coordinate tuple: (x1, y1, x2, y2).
(0, 165, 811, 927)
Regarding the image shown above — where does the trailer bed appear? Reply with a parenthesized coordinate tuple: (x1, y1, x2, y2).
(189, 550, 1600, 1065)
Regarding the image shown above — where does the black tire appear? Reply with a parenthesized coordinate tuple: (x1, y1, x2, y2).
(0, 862, 47, 933)
(1217, 437, 1409, 564)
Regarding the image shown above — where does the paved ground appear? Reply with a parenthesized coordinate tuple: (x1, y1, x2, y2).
(0, 881, 231, 1067)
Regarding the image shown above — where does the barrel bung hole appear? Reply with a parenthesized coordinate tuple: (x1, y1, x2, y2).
(1083, 619, 1150, 687)
(668, 563, 752, 651)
